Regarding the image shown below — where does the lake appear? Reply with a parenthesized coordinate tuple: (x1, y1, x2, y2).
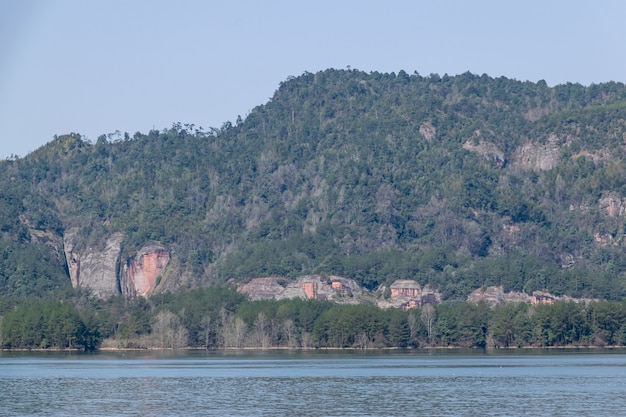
(1, 349, 625, 416)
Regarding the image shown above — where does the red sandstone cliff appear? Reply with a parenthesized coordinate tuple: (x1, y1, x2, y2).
(121, 242, 170, 298)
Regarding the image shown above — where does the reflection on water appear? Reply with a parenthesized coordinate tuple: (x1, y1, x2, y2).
(1, 349, 625, 416)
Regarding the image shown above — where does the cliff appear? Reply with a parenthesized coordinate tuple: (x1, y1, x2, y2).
(121, 242, 170, 298)
(63, 230, 170, 299)
(378, 280, 442, 310)
(63, 229, 122, 299)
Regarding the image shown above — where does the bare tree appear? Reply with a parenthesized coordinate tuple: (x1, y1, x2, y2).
(152, 310, 188, 349)
(420, 304, 436, 345)
(252, 312, 271, 349)
(407, 312, 418, 342)
(282, 318, 297, 348)
(356, 332, 372, 350)
(200, 315, 212, 349)
(223, 317, 247, 349)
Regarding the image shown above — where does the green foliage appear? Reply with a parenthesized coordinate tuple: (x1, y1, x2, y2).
(2, 70, 626, 302)
(434, 302, 491, 347)
(156, 287, 248, 348)
(490, 303, 533, 347)
(3, 288, 626, 350)
(0, 240, 71, 299)
(533, 302, 589, 346)
(1, 299, 100, 350)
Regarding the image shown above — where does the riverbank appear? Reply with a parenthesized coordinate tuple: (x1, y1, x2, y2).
(5, 344, 625, 353)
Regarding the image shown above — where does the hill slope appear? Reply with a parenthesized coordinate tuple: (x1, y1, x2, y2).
(2, 69, 626, 300)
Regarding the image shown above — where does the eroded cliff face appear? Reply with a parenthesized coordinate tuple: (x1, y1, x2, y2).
(511, 135, 562, 171)
(467, 286, 598, 306)
(63, 229, 123, 299)
(238, 275, 367, 304)
(121, 242, 170, 298)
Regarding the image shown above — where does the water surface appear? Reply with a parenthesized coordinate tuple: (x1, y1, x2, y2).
(1, 349, 625, 416)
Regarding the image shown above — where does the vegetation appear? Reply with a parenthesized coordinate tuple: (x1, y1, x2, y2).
(2, 69, 626, 349)
(1, 299, 100, 350)
(2, 70, 626, 301)
(3, 288, 625, 350)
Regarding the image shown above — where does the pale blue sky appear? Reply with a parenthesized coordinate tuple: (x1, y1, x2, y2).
(1, 0, 625, 158)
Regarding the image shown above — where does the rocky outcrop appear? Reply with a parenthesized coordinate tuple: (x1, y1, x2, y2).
(63, 229, 123, 299)
(462, 137, 505, 167)
(599, 192, 625, 218)
(512, 135, 561, 171)
(121, 242, 170, 298)
(390, 279, 421, 298)
(238, 277, 287, 301)
(378, 280, 441, 310)
(238, 275, 366, 304)
(419, 122, 436, 142)
(468, 286, 509, 305)
(467, 285, 597, 306)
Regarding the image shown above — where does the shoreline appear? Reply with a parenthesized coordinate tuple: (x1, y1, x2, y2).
(3, 344, 625, 353)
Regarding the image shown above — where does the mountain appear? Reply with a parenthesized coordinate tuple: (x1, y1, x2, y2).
(2, 69, 626, 302)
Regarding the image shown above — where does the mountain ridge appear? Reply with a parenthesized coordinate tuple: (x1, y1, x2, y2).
(2, 69, 626, 301)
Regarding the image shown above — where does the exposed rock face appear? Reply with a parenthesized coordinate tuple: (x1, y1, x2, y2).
(467, 286, 508, 305)
(390, 279, 421, 298)
(63, 229, 123, 299)
(462, 138, 505, 167)
(419, 122, 436, 142)
(121, 242, 170, 298)
(512, 135, 561, 171)
(238, 275, 366, 304)
(599, 192, 625, 218)
(467, 286, 597, 306)
(378, 279, 441, 310)
(238, 277, 287, 301)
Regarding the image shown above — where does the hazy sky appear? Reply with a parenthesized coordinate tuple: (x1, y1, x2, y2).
(1, 0, 625, 158)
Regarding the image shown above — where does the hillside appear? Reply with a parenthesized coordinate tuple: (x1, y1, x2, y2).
(2, 69, 626, 302)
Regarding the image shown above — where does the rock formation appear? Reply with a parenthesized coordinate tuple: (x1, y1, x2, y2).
(63, 229, 123, 299)
(390, 280, 421, 298)
(238, 275, 366, 304)
(121, 242, 170, 298)
(599, 192, 625, 218)
(378, 280, 441, 310)
(462, 137, 505, 167)
(512, 135, 562, 171)
(237, 277, 287, 301)
(467, 285, 597, 306)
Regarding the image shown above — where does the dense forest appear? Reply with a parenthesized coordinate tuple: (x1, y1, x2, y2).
(2, 288, 626, 350)
(2, 69, 626, 349)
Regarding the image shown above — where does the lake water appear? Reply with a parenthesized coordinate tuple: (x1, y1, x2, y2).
(1, 349, 625, 416)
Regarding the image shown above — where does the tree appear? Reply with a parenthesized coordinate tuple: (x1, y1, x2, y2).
(251, 312, 271, 348)
(223, 317, 247, 349)
(152, 310, 188, 349)
(282, 318, 297, 348)
(387, 309, 409, 348)
(491, 303, 531, 348)
(420, 304, 436, 345)
(533, 302, 588, 346)
(589, 301, 626, 346)
(200, 315, 212, 349)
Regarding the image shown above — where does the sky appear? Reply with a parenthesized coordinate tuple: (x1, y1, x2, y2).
(1, 0, 625, 159)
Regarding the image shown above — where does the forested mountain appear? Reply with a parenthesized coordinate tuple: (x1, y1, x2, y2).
(3, 69, 626, 304)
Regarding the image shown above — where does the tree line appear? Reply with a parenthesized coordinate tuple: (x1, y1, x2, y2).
(2, 288, 625, 350)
